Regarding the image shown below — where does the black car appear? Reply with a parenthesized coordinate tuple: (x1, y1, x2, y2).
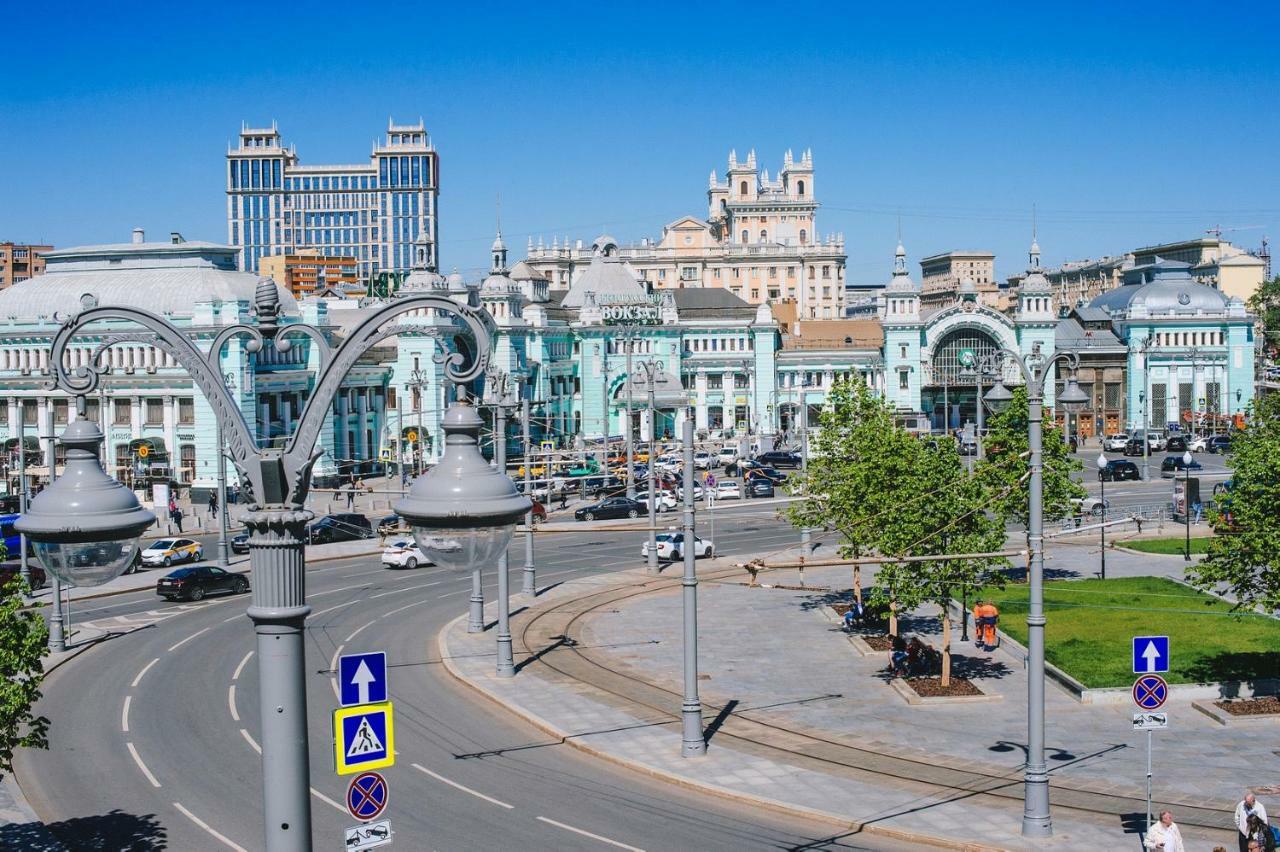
(1122, 438, 1146, 457)
(231, 533, 250, 554)
(376, 514, 401, 536)
(746, 466, 788, 484)
(308, 513, 373, 544)
(725, 458, 762, 477)
(1160, 455, 1203, 477)
(0, 494, 21, 514)
(156, 565, 249, 601)
(748, 478, 776, 498)
(1206, 435, 1233, 454)
(574, 496, 645, 521)
(1165, 436, 1188, 452)
(753, 451, 802, 469)
(1098, 459, 1140, 482)
(584, 475, 626, 498)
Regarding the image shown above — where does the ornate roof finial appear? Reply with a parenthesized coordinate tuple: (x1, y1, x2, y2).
(1029, 204, 1041, 270)
(254, 277, 282, 338)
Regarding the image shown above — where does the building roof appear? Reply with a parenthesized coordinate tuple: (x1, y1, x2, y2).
(670, 288, 757, 320)
(782, 319, 883, 350)
(0, 235, 298, 323)
(560, 236, 647, 309)
(1053, 317, 1124, 350)
(509, 260, 547, 281)
(1089, 258, 1231, 316)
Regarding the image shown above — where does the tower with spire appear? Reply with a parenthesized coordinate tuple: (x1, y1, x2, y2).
(881, 238, 923, 412)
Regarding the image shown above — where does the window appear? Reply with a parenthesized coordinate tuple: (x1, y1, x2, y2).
(707, 374, 723, 389)
(145, 398, 164, 426)
(178, 397, 195, 425)
(799, 229, 807, 245)
(114, 399, 131, 425)
(734, 374, 749, 389)
(900, 370, 910, 390)
(797, 180, 805, 197)
(53, 399, 69, 424)
(759, 230, 768, 243)
(741, 230, 748, 244)
(740, 180, 748, 196)
(0, 405, 6, 426)
(822, 266, 831, 279)
(180, 444, 196, 483)
(22, 400, 37, 426)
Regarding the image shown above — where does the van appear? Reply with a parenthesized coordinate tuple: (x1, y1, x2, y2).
(716, 446, 739, 466)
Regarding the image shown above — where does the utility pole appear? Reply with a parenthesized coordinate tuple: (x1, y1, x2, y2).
(521, 395, 537, 596)
(638, 359, 662, 574)
(625, 334, 636, 500)
(45, 410, 66, 652)
(679, 416, 706, 757)
(17, 411, 30, 594)
(216, 420, 230, 568)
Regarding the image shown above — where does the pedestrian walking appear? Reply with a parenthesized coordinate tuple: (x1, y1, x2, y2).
(1247, 815, 1276, 852)
(1144, 810, 1185, 852)
(346, 483, 356, 510)
(1238, 794, 1270, 852)
(170, 502, 184, 533)
(207, 491, 218, 517)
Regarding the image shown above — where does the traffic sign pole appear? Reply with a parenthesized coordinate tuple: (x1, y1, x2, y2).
(1146, 728, 1152, 829)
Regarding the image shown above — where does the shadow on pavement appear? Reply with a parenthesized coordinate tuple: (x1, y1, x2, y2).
(0, 809, 167, 851)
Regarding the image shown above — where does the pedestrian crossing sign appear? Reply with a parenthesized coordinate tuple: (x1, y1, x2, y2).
(333, 702, 395, 775)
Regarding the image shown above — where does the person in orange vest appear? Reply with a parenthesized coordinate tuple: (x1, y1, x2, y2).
(972, 601, 1000, 651)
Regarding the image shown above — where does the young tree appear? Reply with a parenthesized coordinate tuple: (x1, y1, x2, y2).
(1248, 275, 1280, 361)
(1188, 393, 1280, 610)
(0, 557, 50, 779)
(975, 386, 1084, 562)
(787, 378, 920, 615)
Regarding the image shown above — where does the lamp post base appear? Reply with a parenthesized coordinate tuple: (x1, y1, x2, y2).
(520, 565, 536, 597)
(468, 567, 485, 633)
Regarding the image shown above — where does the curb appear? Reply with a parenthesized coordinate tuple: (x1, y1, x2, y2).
(436, 611, 1005, 852)
(1192, 699, 1280, 727)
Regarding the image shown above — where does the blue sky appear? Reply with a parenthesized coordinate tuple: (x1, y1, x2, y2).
(3, 1, 1278, 283)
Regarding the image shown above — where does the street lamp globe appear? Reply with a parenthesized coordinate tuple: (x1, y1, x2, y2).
(1096, 453, 1107, 472)
(1057, 376, 1089, 412)
(1183, 450, 1193, 467)
(984, 381, 1014, 414)
(394, 401, 530, 573)
(15, 419, 155, 586)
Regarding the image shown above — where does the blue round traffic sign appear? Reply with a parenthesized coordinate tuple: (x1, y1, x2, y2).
(346, 771, 388, 821)
(1132, 674, 1169, 710)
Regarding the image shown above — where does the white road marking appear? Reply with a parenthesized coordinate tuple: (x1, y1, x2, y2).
(411, 763, 514, 809)
(312, 600, 359, 617)
(535, 816, 646, 851)
(232, 650, 254, 681)
(329, 645, 345, 700)
(239, 728, 261, 754)
(310, 787, 345, 813)
(438, 589, 468, 598)
(126, 741, 161, 788)
(121, 695, 131, 733)
(227, 685, 239, 722)
(167, 626, 211, 652)
(380, 599, 429, 618)
(131, 658, 160, 688)
(344, 619, 378, 643)
(369, 580, 442, 599)
(172, 801, 248, 851)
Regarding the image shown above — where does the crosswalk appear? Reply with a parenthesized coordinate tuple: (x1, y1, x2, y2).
(79, 602, 218, 635)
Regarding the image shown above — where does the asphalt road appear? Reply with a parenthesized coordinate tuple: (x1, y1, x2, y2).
(17, 502, 912, 852)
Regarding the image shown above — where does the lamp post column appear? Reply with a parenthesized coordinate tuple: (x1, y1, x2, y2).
(646, 370, 658, 574)
(521, 396, 536, 597)
(1022, 370, 1052, 838)
(975, 368, 985, 460)
(217, 420, 230, 568)
(18, 413, 31, 594)
(625, 339, 636, 500)
(45, 418, 66, 652)
(495, 398, 515, 676)
(1097, 453, 1107, 581)
(798, 392, 810, 586)
(679, 416, 705, 756)
(244, 508, 313, 852)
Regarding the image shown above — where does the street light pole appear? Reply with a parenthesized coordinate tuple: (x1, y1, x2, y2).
(1183, 450, 1193, 562)
(637, 360, 662, 574)
(679, 416, 706, 757)
(25, 284, 497, 852)
(1096, 453, 1107, 580)
(521, 395, 537, 597)
(983, 347, 1088, 840)
(488, 368, 516, 676)
(17, 412, 31, 594)
(625, 335, 636, 500)
(45, 416, 66, 652)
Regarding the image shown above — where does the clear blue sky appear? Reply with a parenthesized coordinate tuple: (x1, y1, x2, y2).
(4, 1, 1278, 283)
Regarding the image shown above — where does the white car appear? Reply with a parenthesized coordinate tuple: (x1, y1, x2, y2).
(717, 446, 740, 466)
(1189, 435, 1210, 452)
(641, 533, 714, 562)
(693, 451, 714, 470)
(1070, 496, 1109, 518)
(635, 490, 679, 511)
(1103, 433, 1129, 452)
(714, 481, 742, 500)
(654, 454, 683, 474)
(381, 539, 430, 569)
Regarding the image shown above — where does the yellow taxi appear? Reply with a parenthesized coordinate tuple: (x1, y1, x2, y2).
(140, 537, 204, 568)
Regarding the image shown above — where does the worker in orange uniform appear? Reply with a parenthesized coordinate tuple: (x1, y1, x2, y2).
(972, 601, 1000, 651)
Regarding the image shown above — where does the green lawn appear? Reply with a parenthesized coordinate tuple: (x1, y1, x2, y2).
(1121, 536, 1214, 555)
(972, 576, 1280, 688)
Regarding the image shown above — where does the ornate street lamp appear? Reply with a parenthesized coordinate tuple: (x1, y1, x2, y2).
(1183, 449, 1194, 562)
(25, 283, 501, 852)
(1095, 453, 1108, 580)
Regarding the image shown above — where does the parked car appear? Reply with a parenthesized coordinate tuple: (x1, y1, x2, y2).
(693, 451, 714, 470)
(641, 533, 714, 562)
(748, 478, 776, 498)
(231, 533, 250, 554)
(381, 539, 430, 569)
(1070, 496, 1110, 518)
(0, 562, 46, 589)
(1103, 433, 1130, 452)
(1098, 459, 1140, 482)
(753, 451, 802, 469)
(584, 475, 626, 498)
(0, 494, 21, 514)
(1122, 438, 1148, 457)
(574, 497, 645, 522)
(156, 565, 248, 601)
(746, 466, 788, 484)
(376, 514, 401, 536)
(1161, 455, 1203, 477)
(714, 481, 742, 500)
(1188, 435, 1210, 452)
(958, 440, 978, 456)
(716, 446, 740, 467)
(1165, 435, 1188, 453)
(1205, 435, 1233, 454)
(308, 513, 373, 544)
(140, 537, 203, 568)
(653, 454, 683, 474)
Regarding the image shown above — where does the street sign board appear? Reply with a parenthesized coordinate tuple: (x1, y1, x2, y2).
(1132, 674, 1169, 710)
(346, 771, 389, 821)
(339, 652, 388, 707)
(1132, 636, 1169, 673)
(333, 702, 395, 775)
(1133, 712, 1168, 730)
(345, 819, 393, 851)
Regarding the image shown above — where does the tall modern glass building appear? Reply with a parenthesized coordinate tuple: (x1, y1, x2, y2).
(226, 119, 439, 280)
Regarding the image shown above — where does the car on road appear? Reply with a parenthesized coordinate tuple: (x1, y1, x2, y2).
(307, 513, 373, 544)
(1098, 459, 1140, 482)
(574, 496, 646, 521)
(1188, 434, 1210, 452)
(753, 451, 802, 469)
(1122, 437, 1161, 457)
(1165, 435, 1188, 453)
(641, 533, 714, 562)
(714, 480, 742, 500)
(141, 537, 203, 568)
(0, 494, 21, 514)
(376, 514, 401, 536)
(958, 440, 978, 456)
(381, 539, 431, 569)
(583, 475, 626, 499)
(717, 446, 740, 467)
(748, 478, 776, 498)
(1070, 496, 1110, 517)
(156, 565, 248, 601)
(0, 562, 46, 590)
(1161, 455, 1203, 477)
(1103, 433, 1130, 452)
(634, 490, 678, 512)
(693, 451, 714, 470)
(231, 533, 250, 554)
(1205, 435, 1233, 454)
(746, 465, 788, 485)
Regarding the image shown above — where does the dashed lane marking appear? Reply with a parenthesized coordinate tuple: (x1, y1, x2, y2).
(121, 695, 131, 733)
(312, 600, 359, 618)
(126, 741, 161, 788)
(380, 599, 429, 619)
(167, 626, 211, 652)
(311, 787, 345, 813)
(172, 801, 247, 851)
(131, 658, 160, 688)
(535, 816, 646, 851)
(228, 685, 239, 722)
(344, 619, 378, 643)
(232, 650, 254, 681)
(412, 763, 514, 809)
(240, 728, 261, 754)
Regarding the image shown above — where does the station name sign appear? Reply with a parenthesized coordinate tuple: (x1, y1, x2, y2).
(601, 303, 662, 325)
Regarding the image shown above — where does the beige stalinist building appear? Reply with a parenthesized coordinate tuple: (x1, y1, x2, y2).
(523, 149, 847, 319)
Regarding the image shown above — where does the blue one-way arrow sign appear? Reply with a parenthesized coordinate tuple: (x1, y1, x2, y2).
(1132, 636, 1169, 674)
(339, 652, 388, 707)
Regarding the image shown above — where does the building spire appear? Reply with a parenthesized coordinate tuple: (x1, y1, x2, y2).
(490, 196, 508, 274)
(1029, 203, 1041, 270)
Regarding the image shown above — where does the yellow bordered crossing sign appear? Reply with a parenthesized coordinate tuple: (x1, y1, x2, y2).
(333, 701, 395, 775)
